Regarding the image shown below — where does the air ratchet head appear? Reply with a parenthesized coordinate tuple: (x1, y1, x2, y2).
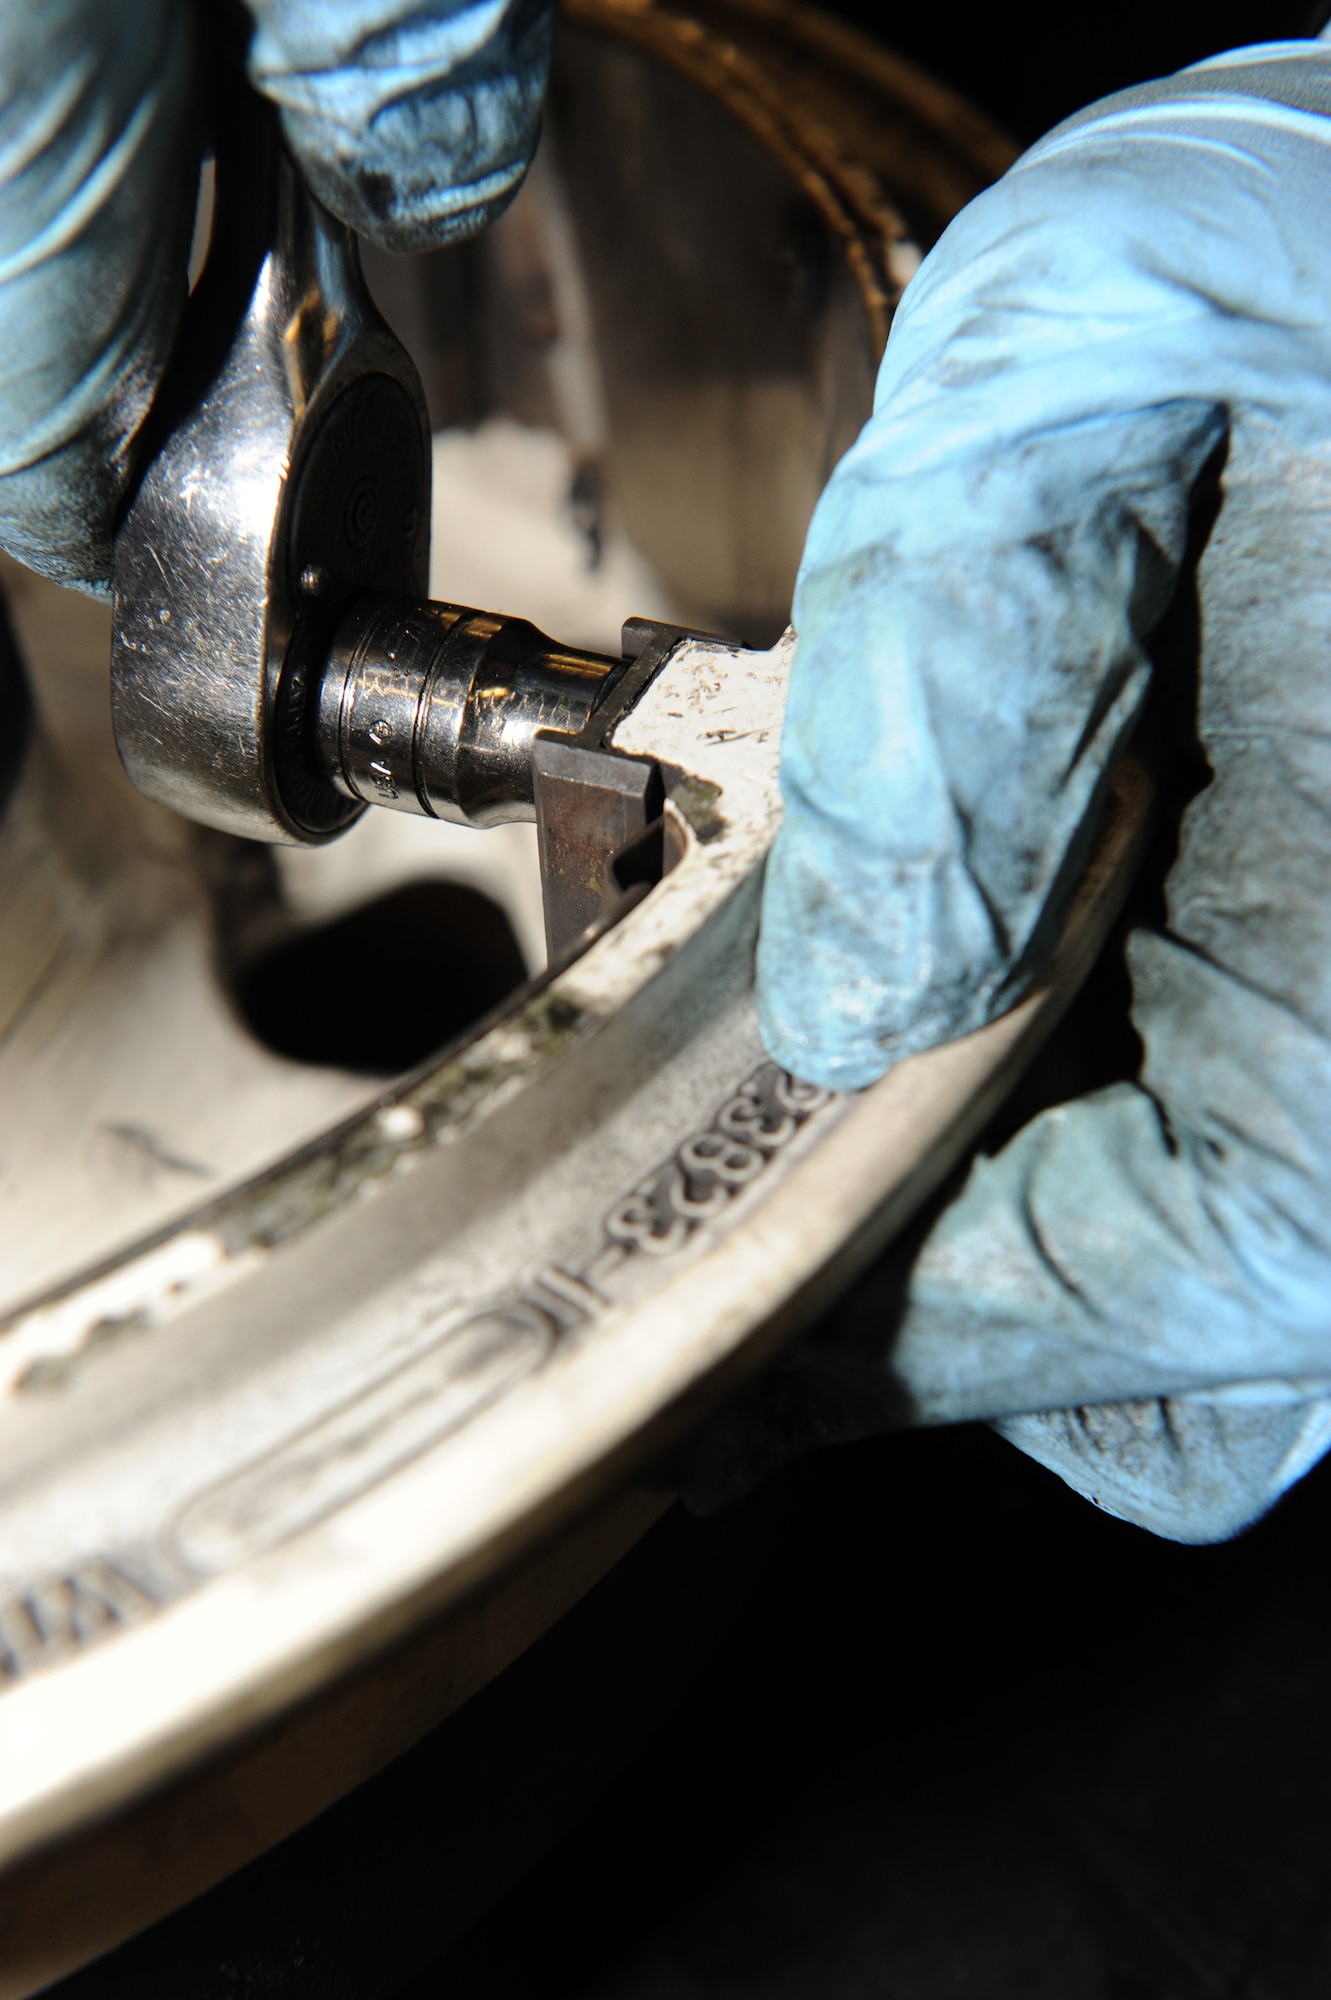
(111, 92, 432, 845)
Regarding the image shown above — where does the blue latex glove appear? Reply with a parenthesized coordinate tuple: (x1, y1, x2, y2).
(0, 0, 550, 594)
(747, 39, 1331, 1542)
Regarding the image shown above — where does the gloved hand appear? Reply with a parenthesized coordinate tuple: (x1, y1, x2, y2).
(742, 39, 1331, 1543)
(0, 0, 550, 594)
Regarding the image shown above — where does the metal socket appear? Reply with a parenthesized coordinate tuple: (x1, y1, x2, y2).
(316, 596, 621, 827)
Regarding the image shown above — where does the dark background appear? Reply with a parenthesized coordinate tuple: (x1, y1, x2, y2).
(826, 0, 1315, 144)
(58, 5, 1331, 1997)
(60, 1417, 1331, 2000)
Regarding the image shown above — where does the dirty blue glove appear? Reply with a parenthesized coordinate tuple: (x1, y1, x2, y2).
(0, 0, 550, 594)
(749, 40, 1331, 1542)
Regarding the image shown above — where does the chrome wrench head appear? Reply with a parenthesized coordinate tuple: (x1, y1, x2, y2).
(111, 110, 432, 845)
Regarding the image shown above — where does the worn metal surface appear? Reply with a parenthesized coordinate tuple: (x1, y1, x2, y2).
(533, 736, 662, 957)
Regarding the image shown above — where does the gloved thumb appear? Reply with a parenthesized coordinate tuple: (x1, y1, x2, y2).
(245, 0, 553, 253)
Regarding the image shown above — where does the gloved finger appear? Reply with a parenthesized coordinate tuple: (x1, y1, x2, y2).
(996, 1387, 1331, 1544)
(0, 0, 199, 595)
(759, 401, 1224, 1091)
(245, 0, 552, 252)
(759, 40, 1331, 1090)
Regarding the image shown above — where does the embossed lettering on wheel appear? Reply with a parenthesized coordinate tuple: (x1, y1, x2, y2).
(607, 1066, 830, 1255)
